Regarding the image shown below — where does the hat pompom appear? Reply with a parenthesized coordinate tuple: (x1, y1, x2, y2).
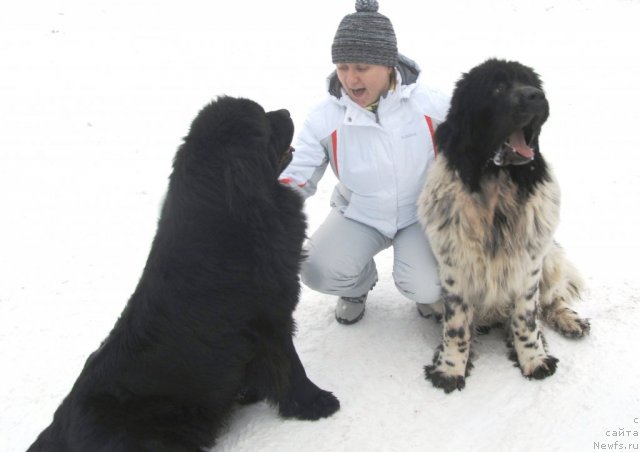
(355, 0, 379, 13)
(333, 0, 397, 66)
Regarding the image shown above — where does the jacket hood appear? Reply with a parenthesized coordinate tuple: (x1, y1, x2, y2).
(327, 54, 421, 99)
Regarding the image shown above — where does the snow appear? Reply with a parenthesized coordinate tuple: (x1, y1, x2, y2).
(1, 1, 639, 451)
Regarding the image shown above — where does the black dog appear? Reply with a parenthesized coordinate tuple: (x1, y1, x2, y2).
(28, 96, 339, 451)
(418, 59, 590, 393)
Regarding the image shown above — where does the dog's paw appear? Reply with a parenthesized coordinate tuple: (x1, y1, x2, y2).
(521, 355, 559, 380)
(279, 389, 340, 420)
(556, 315, 590, 338)
(546, 307, 591, 338)
(424, 365, 466, 393)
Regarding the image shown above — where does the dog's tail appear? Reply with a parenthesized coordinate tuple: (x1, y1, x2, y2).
(539, 241, 585, 306)
(539, 241, 590, 338)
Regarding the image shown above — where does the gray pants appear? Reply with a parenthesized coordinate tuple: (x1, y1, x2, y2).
(301, 208, 441, 304)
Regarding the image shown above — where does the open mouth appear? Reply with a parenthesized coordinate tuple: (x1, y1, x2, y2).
(504, 122, 536, 159)
(351, 88, 366, 98)
(494, 122, 539, 166)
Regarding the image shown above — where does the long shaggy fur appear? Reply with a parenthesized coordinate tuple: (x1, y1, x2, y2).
(28, 96, 339, 451)
(417, 59, 590, 393)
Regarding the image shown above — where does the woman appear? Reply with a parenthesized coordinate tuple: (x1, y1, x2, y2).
(280, 0, 449, 324)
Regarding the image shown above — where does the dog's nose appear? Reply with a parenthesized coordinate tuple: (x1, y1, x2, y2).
(519, 86, 546, 102)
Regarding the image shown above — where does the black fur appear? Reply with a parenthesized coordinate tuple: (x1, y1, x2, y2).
(435, 58, 551, 194)
(28, 96, 339, 452)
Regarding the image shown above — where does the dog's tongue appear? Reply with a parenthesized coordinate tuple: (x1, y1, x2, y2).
(508, 130, 535, 159)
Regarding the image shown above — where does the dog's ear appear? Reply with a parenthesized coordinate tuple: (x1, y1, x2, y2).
(435, 121, 452, 153)
(436, 115, 472, 157)
(435, 111, 481, 191)
(221, 141, 274, 214)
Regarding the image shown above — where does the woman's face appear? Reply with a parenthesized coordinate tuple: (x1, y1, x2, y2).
(336, 63, 393, 108)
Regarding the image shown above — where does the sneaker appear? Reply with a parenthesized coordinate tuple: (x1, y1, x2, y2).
(416, 302, 443, 322)
(335, 294, 367, 325)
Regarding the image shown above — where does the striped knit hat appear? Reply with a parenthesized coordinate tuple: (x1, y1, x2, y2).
(331, 0, 398, 66)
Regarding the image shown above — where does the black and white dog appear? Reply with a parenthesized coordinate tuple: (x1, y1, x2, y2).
(418, 59, 590, 393)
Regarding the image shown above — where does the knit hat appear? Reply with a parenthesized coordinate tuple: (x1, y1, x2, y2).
(331, 0, 398, 67)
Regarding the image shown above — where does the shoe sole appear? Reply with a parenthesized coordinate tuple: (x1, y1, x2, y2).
(335, 307, 365, 325)
(417, 304, 442, 322)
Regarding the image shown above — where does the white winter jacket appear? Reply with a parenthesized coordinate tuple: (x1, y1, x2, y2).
(280, 55, 450, 238)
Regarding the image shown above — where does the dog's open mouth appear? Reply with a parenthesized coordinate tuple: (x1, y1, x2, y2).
(494, 124, 538, 166)
(505, 128, 535, 159)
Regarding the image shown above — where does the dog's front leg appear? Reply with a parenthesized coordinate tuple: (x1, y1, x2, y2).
(509, 280, 558, 379)
(425, 292, 473, 393)
(278, 337, 340, 420)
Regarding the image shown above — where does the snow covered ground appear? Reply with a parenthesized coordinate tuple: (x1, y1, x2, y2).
(2, 1, 639, 451)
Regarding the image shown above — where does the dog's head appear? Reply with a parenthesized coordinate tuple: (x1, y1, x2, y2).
(173, 96, 295, 210)
(185, 96, 294, 178)
(438, 59, 549, 168)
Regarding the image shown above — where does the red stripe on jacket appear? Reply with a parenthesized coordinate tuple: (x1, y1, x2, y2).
(424, 115, 436, 157)
(331, 130, 339, 177)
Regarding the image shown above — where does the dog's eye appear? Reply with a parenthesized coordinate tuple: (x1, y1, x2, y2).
(492, 83, 506, 96)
